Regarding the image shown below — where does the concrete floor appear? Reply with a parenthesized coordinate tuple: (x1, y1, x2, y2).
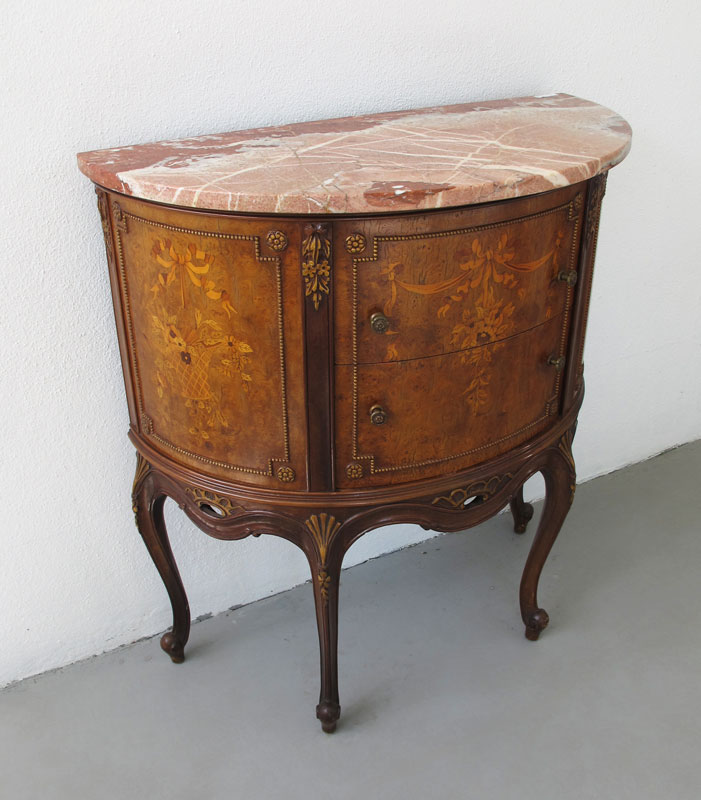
(2, 442, 700, 799)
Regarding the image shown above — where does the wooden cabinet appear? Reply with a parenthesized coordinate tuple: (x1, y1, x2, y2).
(79, 94, 631, 732)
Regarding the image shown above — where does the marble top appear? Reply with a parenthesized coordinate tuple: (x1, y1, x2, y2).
(77, 94, 631, 215)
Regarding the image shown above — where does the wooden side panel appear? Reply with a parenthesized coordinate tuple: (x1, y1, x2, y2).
(335, 314, 569, 487)
(562, 173, 608, 409)
(334, 184, 583, 365)
(110, 194, 306, 488)
(301, 222, 335, 491)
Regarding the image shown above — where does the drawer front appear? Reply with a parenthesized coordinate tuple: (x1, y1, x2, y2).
(334, 184, 583, 365)
(335, 313, 569, 488)
(110, 195, 306, 488)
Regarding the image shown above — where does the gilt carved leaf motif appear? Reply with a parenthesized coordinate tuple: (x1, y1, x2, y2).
(302, 224, 331, 311)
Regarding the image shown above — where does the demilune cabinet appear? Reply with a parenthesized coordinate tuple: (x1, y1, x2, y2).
(78, 93, 631, 732)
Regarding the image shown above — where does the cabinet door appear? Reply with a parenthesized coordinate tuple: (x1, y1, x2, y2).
(335, 287, 571, 488)
(110, 195, 306, 488)
(334, 184, 583, 366)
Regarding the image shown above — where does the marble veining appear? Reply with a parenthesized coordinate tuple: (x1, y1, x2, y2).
(77, 94, 631, 214)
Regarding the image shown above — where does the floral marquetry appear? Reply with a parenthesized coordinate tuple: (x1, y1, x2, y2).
(148, 239, 253, 445)
(337, 201, 579, 370)
(151, 239, 237, 316)
(108, 197, 302, 486)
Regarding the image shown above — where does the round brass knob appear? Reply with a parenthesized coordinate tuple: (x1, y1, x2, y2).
(548, 355, 566, 372)
(369, 404, 387, 425)
(557, 270, 578, 287)
(370, 312, 390, 334)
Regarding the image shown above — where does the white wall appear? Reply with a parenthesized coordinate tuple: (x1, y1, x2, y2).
(1, 0, 699, 687)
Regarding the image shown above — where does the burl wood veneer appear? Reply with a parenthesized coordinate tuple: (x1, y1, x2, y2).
(78, 94, 631, 732)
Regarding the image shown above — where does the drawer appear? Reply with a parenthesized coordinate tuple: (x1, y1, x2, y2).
(334, 184, 583, 365)
(111, 195, 307, 488)
(335, 313, 569, 488)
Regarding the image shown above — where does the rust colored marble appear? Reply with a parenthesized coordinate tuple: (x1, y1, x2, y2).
(77, 93, 631, 215)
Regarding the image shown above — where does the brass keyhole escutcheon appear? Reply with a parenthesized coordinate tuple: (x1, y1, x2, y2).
(557, 269, 578, 287)
(548, 354, 566, 372)
(369, 404, 387, 425)
(370, 312, 390, 334)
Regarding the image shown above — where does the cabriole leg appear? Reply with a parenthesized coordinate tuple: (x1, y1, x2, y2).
(308, 546, 343, 733)
(132, 454, 191, 663)
(509, 485, 534, 534)
(519, 429, 576, 640)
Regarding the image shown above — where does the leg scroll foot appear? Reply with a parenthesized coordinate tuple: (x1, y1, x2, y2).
(510, 486, 534, 534)
(316, 701, 341, 733)
(160, 631, 186, 663)
(524, 609, 550, 641)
